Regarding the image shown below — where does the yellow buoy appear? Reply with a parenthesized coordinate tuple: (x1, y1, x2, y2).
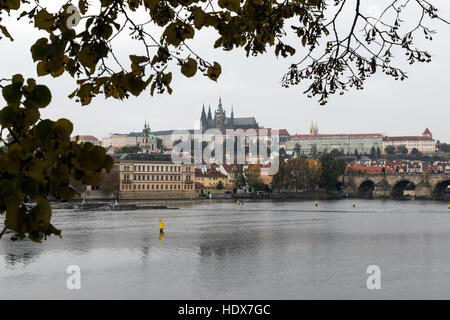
(353, 201, 356, 208)
(159, 218, 164, 233)
(315, 201, 318, 207)
(448, 204, 450, 210)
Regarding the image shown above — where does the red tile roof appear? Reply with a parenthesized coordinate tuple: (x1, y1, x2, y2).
(383, 136, 432, 141)
(195, 168, 227, 178)
(71, 135, 99, 140)
(292, 133, 383, 139)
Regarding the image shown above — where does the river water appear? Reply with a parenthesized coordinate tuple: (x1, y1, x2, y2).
(1, 199, 450, 299)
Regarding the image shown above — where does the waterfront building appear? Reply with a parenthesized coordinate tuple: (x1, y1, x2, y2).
(117, 153, 196, 199)
(382, 128, 436, 154)
(195, 167, 229, 196)
(288, 122, 383, 155)
(195, 167, 229, 188)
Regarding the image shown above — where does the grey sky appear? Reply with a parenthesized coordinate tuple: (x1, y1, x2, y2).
(1, 0, 449, 142)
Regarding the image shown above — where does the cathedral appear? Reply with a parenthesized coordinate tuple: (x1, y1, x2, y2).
(200, 98, 259, 132)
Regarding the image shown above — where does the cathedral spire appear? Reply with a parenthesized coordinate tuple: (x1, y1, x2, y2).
(201, 103, 206, 123)
(231, 105, 234, 120)
(207, 105, 212, 119)
(216, 97, 224, 113)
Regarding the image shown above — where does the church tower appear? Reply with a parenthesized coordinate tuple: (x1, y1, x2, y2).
(309, 121, 318, 135)
(140, 121, 158, 154)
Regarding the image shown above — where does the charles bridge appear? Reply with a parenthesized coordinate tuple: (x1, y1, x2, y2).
(342, 173, 450, 199)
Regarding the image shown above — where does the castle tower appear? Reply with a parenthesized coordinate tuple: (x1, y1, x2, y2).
(422, 128, 432, 139)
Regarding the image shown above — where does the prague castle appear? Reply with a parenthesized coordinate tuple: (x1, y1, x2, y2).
(200, 97, 259, 132)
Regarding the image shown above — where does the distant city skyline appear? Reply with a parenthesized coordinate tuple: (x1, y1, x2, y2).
(1, 1, 449, 143)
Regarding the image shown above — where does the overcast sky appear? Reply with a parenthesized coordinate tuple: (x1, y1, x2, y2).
(1, 0, 449, 142)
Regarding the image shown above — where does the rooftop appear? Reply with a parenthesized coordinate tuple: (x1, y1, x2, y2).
(292, 133, 383, 139)
(118, 153, 173, 162)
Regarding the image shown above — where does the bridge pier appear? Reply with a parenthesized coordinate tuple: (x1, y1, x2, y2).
(373, 179, 391, 198)
(414, 181, 433, 199)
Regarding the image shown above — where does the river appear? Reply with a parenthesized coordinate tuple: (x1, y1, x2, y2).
(1, 199, 450, 299)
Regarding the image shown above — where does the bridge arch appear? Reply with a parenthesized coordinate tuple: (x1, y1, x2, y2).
(358, 180, 375, 197)
(391, 180, 416, 198)
(432, 179, 450, 200)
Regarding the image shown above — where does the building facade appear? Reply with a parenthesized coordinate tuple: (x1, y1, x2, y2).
(118, 153, 196, 199)
(288, 123, 383, 155)
(382, 128, 436, 154)
(102, 133, 140, 148)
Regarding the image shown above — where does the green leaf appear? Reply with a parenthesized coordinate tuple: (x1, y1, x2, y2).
(35, 119, 54, 141)
(30, 38, 50, 62)
(55, 118, 74, 135)
(29, 85, 52, 108)
(2, 84, 22, 104)
(207, 62, 222, 81)
(34, 9, 55, 32)
(181, 58, 197, 78)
